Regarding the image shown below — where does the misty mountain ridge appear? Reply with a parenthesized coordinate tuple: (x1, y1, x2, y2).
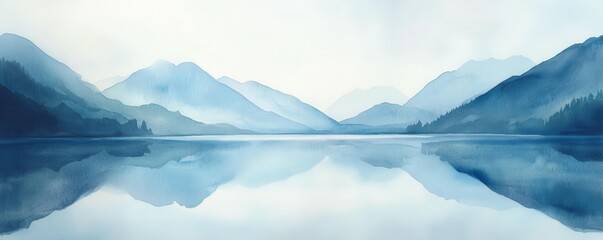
(418, 35, 603, 134)
(218, 76, 339, 131)
(342, 102, 438, 128)
(404, 55, 535, 117)
(1, 32, 601, 136)
(0, 59, 151, 137)
(0, 33, 243, 135)
(104, 60, 312, 133)
(327, 86, 409, 121)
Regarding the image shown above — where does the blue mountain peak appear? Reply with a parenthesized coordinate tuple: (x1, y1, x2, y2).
(459, 56, 534, 71)
(0, 33, 32, 43)
(583, 35, 603, 45)
(0, 33, 50, 60)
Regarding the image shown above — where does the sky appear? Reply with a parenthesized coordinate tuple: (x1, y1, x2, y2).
(1, 0, 602, 110)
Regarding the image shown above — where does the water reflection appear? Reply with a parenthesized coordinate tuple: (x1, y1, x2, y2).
(422, 136, 603, 231)
(0, 135, 601, 236)
(0, 139, 152, 233)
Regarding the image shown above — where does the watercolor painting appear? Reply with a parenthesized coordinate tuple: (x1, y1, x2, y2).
(1, 1, 602, 239)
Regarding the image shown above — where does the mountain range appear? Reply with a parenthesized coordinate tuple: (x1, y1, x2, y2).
(0, 33, 241, 136)
(103, 61, 315, 133)
(343, 56, 535, 128)
(342, 103, 437, 128)
(404, 56, 535, 116)
(326, 86, 409, 121)
(217, 76, 339, 131)
(416, 36, 603, 134)
(0, 60, 150, 137)
(0, 32, 601, 136)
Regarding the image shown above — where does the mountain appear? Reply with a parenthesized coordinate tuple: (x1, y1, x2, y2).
(103, 61, 310, 133)
(341, 102, 438, 128)
(420, 36, 603, 134)
(217, 76, 339, 131)
(404, 56, 535, 117)
(326, 86, 409, 121)
(94, 75, 126, 90)
(0, 33, 240, 135)
(0, 60, 151, 137)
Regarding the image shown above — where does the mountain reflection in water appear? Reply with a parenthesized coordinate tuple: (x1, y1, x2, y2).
(0, 135, 601, 237)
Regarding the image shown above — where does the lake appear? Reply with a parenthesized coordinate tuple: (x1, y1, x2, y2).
(0, 134, 602, 239)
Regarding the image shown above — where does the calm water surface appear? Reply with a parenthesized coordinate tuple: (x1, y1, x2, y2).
(0, 134, 602, 239)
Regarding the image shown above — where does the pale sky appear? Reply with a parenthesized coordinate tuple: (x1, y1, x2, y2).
(1, 0, 602, 110)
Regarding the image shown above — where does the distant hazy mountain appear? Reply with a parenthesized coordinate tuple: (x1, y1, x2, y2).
(218, 76, 338, 131)
(94, 75, 126, 91)
(404, 56, 535, 117)
(0, 33, 239, 135)
(342, 103, 438, 128)
(420, 36, 603, 134)
(327, 86, 409, 121)
(104, 61, 310, 133)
